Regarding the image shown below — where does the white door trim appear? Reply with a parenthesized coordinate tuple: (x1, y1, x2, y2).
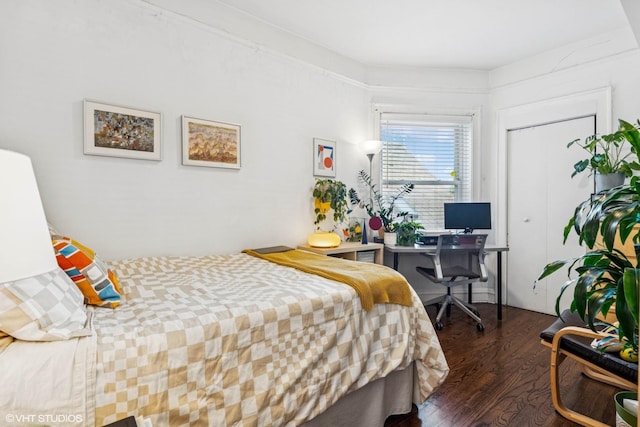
(495, 87, 612, 306)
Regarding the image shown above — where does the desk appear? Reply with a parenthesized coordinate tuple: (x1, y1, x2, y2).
(385, 243, 509, 320)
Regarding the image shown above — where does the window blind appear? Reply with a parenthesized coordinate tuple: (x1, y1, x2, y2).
(380, 113, 473, 230)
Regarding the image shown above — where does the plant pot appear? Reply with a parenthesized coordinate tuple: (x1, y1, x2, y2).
(383, 232, 397, 246)
(314, 198, 331, 214)
(614, 391, 638, 427)
(397, 229, 416, 246)
(595, 172, 625, 193)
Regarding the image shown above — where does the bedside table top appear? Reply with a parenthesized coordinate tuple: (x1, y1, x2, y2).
(297, 242, 383, 255)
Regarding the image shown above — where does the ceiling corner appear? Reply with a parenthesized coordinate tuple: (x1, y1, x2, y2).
(621, 0, 640, 45)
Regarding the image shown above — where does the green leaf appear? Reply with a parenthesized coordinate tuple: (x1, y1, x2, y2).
(619, 119, 640, 155)
(563, 216, 575, 243)
(572, 159, 589, 177)
(617, 271, 638, 349)
(554, 278, 577, 317)
(536, 259, 570, 281)
(586, 287, 616, 330)
(623, 268, 639, 326)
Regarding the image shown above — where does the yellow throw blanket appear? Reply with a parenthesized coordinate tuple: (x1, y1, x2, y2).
(243, 248, 413, 310)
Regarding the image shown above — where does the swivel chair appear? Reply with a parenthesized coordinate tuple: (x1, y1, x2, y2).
(416, 234, 488, 331)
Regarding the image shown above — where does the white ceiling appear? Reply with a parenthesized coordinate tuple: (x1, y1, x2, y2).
(206, 0, 631, 70)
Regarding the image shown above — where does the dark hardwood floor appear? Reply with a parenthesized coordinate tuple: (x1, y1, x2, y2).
(385, 303, 623, 427)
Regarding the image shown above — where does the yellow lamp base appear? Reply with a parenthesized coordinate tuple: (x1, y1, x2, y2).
(307, 232, 341, 248)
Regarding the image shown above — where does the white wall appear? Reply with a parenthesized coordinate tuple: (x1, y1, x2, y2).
(2, 0, 639, 309)
(0, 0, 371, 260)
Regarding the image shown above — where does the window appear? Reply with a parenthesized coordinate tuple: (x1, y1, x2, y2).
(379, 112, 474, 230)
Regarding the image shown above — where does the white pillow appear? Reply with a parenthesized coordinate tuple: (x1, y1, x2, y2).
(0, 268, 91, 341)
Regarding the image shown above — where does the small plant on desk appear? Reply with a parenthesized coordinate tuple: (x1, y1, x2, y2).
(395, 218, 424, 246)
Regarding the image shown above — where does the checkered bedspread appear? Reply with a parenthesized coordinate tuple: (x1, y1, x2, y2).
(91, 253, 448, 426)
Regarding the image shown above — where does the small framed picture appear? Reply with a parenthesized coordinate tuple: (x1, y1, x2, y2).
(182, 116, 241, 169)
(313, 138, 336, 177)
(83, 100, 162, 161)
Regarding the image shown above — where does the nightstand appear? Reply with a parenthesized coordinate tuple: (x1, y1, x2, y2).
(297, 242, 384, 264)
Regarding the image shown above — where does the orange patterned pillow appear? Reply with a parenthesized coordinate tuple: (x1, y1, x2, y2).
(52, 237, 121, 308)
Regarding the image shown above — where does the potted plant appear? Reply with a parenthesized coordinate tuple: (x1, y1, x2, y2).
(568, 119, 640, 192)
(348, 170, 414, 244)
(395, 217, 424, 246)
(312, 178, 349, 229)
(308, 178, 349, 247)
(537, 168, 640, 362)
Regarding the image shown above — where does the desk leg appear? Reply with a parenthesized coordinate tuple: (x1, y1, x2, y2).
(497, 251, 503, 321)
(393, 253, 399, 270)
(467, 253, 473, 304)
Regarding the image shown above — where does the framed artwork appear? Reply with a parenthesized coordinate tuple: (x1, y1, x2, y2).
(182, 116, 241, 169)
(313, 138, 336, 177)
(83, 100, 162, 160)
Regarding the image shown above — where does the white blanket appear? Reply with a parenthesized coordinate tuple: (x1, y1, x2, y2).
(0, 333, 96, 426)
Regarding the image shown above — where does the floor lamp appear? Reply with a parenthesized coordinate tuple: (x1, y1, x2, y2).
(358, 140, 383, 243)
(359, 140, 383, 180)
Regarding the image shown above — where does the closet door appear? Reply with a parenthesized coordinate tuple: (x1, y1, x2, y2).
(507, 116, 593, 314)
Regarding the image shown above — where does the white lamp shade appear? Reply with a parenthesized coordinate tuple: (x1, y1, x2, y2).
(359, 140, 383, 155)
(0, 149, 57, 282)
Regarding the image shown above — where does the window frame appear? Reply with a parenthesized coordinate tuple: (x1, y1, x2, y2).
(372, 104, 482, 232)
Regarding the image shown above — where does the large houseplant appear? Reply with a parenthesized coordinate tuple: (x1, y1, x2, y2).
(568, 119, 640, 191)
(537, 180, 640, 360)
(537, 120, 640, 360)
(348, 170, 414, 239)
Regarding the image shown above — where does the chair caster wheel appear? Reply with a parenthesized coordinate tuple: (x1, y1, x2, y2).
(435, 322, 444, 331)
(476, 323, 485, 331)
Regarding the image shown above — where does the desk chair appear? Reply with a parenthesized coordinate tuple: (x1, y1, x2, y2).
(416, 234, 488, 331)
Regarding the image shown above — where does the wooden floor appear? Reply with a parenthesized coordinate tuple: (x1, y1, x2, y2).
(384, 303, 622, 427)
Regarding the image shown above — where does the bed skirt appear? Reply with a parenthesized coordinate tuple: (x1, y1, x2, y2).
(303, 363, 416, 427)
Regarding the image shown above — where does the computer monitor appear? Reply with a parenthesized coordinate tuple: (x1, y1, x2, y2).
(444, 202, 492, 234)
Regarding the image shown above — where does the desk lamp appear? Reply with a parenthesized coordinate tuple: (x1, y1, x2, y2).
(0, 149, 58, 283)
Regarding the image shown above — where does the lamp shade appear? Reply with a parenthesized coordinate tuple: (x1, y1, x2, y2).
(359, 140, 383, 155)
(0, 149, 57, 282)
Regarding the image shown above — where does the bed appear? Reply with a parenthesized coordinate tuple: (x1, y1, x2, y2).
(0, 248, 448, 427)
